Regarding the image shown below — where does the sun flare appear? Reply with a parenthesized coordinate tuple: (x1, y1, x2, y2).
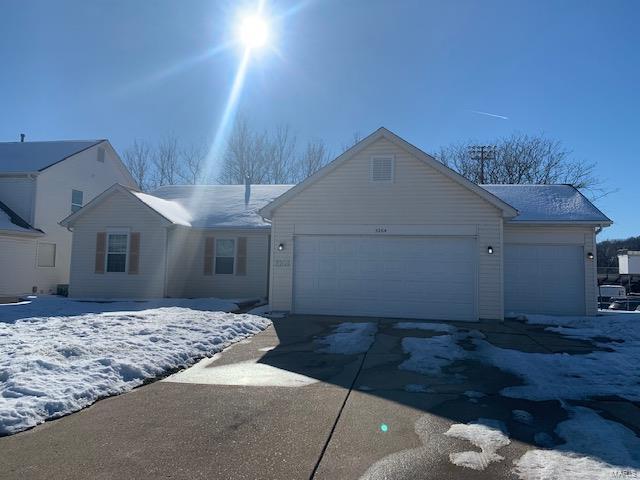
(239, 15, 269, 49)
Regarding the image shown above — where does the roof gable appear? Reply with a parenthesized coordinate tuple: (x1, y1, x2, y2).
(259, 127, 518, 219)
(0, 140, 104, 173)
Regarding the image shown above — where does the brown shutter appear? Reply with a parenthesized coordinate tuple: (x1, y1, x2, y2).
(95, 232, 106, 274)
(128, 232, 140, 274)
(236, 237, 247, 276)
(204, 237, 214, 275)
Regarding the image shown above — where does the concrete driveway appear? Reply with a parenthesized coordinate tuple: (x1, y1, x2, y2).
(1, 314, 637, 479)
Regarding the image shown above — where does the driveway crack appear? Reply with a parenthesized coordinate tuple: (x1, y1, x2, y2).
(308, 319, 379, 479)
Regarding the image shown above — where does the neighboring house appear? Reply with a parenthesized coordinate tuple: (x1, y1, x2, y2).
(60, 183, 293, 299)
(62, 128, 611, 318)
(0, 140, 137, 295)
(618, 250, 640, 275)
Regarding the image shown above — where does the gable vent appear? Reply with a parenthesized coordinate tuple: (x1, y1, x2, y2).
(370, 156, 394, 182)
(97, 147, 105, 163)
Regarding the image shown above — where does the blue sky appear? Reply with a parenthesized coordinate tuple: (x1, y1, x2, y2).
(0, 0, 638, 239)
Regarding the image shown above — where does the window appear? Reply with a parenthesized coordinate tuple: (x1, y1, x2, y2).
(215, 239, 235, 274)
(106, 233, 128, 272)
(97, 147, 105, 163)
(370, 156, 394, 182)
(37, 243, 56, 267)
(71, 189, 83, 213)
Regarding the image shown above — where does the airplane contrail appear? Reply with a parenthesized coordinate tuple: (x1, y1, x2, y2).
(471, 110, 509, 120)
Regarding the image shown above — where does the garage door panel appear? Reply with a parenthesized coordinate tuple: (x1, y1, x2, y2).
(504, 244, 585, 315)
(293, 236, 477, 321)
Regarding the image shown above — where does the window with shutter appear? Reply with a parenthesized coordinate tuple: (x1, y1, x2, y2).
(95, 232, 106, 274)
(370, 156, 394, 182)
(204, 237, 214, 275)
(128, 232, 140, 274)
(236, 237, 247, 276)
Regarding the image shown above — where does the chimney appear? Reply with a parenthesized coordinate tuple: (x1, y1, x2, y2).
(244, 176, 251, 206)
(20, 133, 25, 142)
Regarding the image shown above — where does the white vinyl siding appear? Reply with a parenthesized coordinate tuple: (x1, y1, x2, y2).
(0, 236, 38, 295)
(37, 242, 56, 267)
(166, 228, 270, 299)
(68, 190, 168, 298)
(269, 136, 504, 319)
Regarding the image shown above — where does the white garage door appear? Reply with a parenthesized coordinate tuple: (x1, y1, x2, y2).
(504, 244, 585, 315)
(293, 236, 477, 321)
(0, 236, 36, 295)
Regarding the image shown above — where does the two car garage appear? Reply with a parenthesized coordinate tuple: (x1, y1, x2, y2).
(291, 236, 589, 321)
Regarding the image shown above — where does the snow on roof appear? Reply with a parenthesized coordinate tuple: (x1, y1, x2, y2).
(130, 191, 192, 226)
(0, 140, 103, 173)
(481, 184, 611, 223)
(147, 184, 294, 229)
(0, 202, 40, 234)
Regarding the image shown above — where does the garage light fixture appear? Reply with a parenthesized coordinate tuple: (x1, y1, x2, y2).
(587, 252, 594, 260)
(487, 246, 494, 254)
(277, 243, 285, 251)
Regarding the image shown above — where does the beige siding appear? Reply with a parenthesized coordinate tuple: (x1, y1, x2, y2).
(68, 191, 168, 298)
(504, 224, 598, 315)
(166, 228, 270, 299)
(269, 137, 505, 319)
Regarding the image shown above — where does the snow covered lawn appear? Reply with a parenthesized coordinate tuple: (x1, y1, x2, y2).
(0, 296, 271, 436)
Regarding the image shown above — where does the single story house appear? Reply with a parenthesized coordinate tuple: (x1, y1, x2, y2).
(62, 128, 611, 319)
(61, 183, 293, 299)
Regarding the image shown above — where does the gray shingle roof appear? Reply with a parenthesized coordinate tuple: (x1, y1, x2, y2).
(0, 140, 103, 173)
(481, 184, 611, 223)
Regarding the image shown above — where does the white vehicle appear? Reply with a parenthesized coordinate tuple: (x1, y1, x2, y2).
(599, 285, 626, 299)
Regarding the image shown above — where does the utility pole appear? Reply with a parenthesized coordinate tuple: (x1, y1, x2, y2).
(468, 145, 496, 184)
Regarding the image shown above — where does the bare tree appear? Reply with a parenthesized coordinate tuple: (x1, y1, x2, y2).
(437, 133, 609, 200)
(179, 141, 207, 184)
(153, 135, 181, 187)
(295, 138, 330, 182)
(267, 125, 297, 183)
(123, 140, 153, 191)
(219, 118, 271, 184)
(341, 131, 363, 153)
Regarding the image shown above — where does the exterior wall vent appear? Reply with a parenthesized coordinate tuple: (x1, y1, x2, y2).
(370, 156, 394, 183)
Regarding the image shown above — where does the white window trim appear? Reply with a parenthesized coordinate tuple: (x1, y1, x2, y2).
(370, 155, 395, 183)
(105, 229, 130, 274)
(36, 242, 56, 268)
(214, 237, 237, 276)
(71, 189, 84, 213)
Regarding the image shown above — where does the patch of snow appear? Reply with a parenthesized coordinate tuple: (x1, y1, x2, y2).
(512, 409, 534, 425)
(400, 334, 468, 375)
(472, 333, 640, 401)
(445, 419, 510, 471)
(258, 346, 276, 352)
(513, 406, 640, 479)
(394, 322, 456, 333)
(165, 357, 317, 387)
(130, 191, 192, 226)
(0, 297, 269, 435)
(316, 322, 377, 354)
